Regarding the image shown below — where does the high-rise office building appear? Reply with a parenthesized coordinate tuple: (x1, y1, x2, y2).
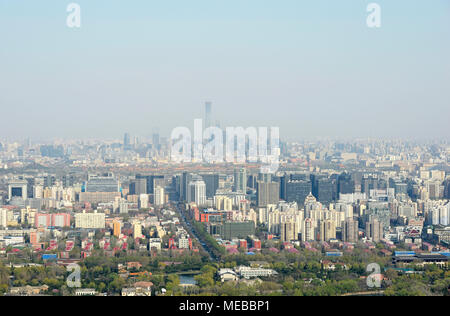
(280, 173, 308, 199)
(338, 172, 355, 197)
(234, 168, 247, 194)
(257, 181, 279, 207)
(361, 174, 386, 194)
(312, 176, 336, 206)
(285, 180, 312, 205)
(154, 186, 165, 206)
(188, 177, 206, 206)
(201, 173, 220, 198)
(280, 174, 287, 200)
(366, 218, 383, 242)
(25, 177, 34, 199)
(205, 101, 212, 128)
(180, 172, 192, 202)
(343, 219, 358, 243)
(124, 133, 131, 149)
(136, 174, 164, 195)
(129, 178, 147, 195)
(247, 174, 258, 189)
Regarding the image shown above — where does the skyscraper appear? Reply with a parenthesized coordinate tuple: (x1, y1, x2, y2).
(188, 176, 206, 206)
(136, 174, 164, 195)
(285, 180, 312, 205)
(180, 172, 192, 202)
(205, 101, 212, 128)
(312, 176, 336, 206)
(366, 218, 383, 243)
(234, 168, 247, 194)
(201, 173, 220, 198)
(154, 186, 165, 206)
(338, 172, 355, 197)
(280, 220, 299, 242)
(343, 219, 358, 243)
(302, 218, 314, 242)
(123, 133, 131, 149)
(257, 181, 279, 207)
(129, 178, 147, 195)
(319, 219, 336, 242)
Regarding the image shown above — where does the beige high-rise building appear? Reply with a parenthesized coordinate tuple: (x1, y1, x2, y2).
(280, 220, 299, 242)
(343, 219, 358, 243)
(139, 194, 149, 209)
(215, 196, 232, 211)
(302, 218, 315, 242)
(133, 221, 143, 239)
(154, 186, 165, 206)
(366, 219, 383, 242)
(319, 219, 336, 242)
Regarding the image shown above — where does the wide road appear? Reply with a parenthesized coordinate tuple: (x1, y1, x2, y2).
(174, 203, 217, 262)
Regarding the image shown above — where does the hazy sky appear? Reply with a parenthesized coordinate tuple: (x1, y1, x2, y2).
(0, 0, 449, 141)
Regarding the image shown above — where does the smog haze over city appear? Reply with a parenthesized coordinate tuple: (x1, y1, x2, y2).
(1, 0, 449, 141)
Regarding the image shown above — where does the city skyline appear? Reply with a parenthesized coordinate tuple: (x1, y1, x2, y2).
(1, 0, 450, 300)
